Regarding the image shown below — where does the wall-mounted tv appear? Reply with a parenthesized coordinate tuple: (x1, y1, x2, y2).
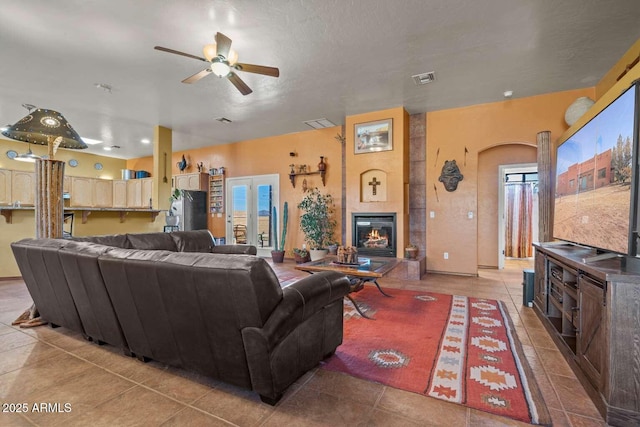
(553, 83, 638, 255)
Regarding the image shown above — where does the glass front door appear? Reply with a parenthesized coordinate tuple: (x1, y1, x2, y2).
(226, 175, 279, 257)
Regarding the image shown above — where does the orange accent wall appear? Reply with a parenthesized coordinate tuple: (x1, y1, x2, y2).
(345, 107, 409, 257)
(128, 127, 342, 256)
(426, 88, 594, 275)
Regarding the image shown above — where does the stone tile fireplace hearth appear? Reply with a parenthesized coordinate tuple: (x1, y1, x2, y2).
(352, 213, 397, 257)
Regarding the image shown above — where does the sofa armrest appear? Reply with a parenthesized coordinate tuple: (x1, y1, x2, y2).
(212, 244, 257, 255)
(241, 271, 349, 400)
(243, 271, 349, 351)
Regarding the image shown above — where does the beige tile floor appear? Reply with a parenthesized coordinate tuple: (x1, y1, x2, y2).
(0, 259, 607, 426)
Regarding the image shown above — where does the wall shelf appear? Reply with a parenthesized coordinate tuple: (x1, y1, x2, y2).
(289, 170, 326, 188)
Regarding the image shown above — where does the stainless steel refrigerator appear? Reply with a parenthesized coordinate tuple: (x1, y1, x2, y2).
(172, 190, 208, 231)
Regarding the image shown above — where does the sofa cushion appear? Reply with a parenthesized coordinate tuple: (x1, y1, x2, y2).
(126, 232, 178, 251)
(72, 234, 131, 248)
(169, 230, 215, 252)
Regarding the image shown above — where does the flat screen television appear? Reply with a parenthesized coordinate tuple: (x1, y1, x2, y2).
(553, 83, 638, 255)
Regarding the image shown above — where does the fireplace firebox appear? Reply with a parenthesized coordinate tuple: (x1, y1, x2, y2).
(352, 213, 397, 257)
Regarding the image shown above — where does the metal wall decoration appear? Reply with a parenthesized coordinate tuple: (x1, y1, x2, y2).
(438, 160, 464, 192)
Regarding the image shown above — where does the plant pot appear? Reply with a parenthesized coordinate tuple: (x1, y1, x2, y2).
(294, 253, 311, 264)
(405, 247, 419, 260)
(165, 215, 179, 226)
(328, 244, 338, 255)
(309, 249, 329, 261)
(271, 250, 285, 263)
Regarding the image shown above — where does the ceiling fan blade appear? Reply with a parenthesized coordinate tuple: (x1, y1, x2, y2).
(182, 69, 212, 84)
(235, 63, 280, 78)
(215, 32, 232, 59)
(154, 46, 208, 62)
(227, 72, 253, 95)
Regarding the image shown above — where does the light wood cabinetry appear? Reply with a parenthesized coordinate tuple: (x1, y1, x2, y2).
(125, 178, 153, 208)
(0, 169, 12, 205)
(126, 179, 142, 208)
(174, 172, 209, 191)
(141, 178, 153, 208)
(93, 179, 113, 207)
(534, 243, 640, 426)
(11, 170, 35, 206)
(69, 176, 94, 207)
(1, 168, 155, 212)
(113, 180, 127, 208)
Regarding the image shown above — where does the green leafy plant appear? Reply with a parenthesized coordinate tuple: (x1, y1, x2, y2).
(297, 188, 336, 249)
(293, 248, 308, 257)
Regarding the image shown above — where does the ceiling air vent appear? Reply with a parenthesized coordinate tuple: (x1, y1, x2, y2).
(215, 117, 232, 124)
(304, 118, 336, 129)
(412, 71, 436, 86)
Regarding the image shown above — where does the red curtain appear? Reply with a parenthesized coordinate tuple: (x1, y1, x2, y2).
(505, 183, 534, 258)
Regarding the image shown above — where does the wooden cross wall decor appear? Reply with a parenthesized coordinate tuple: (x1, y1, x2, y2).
(368, 177, 381, 195)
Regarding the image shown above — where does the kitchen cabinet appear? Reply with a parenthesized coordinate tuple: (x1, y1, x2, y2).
(69, 176, 94, 207)
(174, 172, 209, 191)
(113, 180, 127, 208)
(0, 169, 11, 205)
(11, 170, 35, 206)
(94, 179, 113, 207)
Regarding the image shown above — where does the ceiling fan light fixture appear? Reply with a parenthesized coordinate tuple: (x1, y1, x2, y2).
(203, 44, 217, 62)
(204, 43, 238, 65)
(210, 58, 231, 77)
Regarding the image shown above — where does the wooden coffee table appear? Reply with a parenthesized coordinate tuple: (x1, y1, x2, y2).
(295, 256, 400, 319)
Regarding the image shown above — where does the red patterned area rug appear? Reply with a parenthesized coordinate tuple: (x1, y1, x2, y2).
(322, 287, 551, 425)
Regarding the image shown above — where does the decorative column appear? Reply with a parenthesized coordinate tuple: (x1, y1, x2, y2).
(35, 159, 65, 238)
(537, 130, 552, 243)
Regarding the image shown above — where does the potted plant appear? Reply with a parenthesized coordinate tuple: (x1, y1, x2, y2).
(297, 188, 337, 260)
(271, 202, 288, 263)
(293, 248, 311, 264)
(166, 188, 182, 226)
(405, 243, 419, 260)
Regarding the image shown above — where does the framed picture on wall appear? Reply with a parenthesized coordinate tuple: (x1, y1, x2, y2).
(354, 118, 393, 154)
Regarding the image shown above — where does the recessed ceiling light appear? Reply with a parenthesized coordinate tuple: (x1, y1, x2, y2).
(504, 90, 513, 98)
(141, 138, 150, 144)
(304, 118, 336, 129)
(412, 71, 436, 85)
(82, 137, 103, 145)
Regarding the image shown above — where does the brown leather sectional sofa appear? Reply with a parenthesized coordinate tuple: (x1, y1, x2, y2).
(11, 230, 350, 404)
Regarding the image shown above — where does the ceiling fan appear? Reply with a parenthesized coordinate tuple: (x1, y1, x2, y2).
(154, 32, 280, 96)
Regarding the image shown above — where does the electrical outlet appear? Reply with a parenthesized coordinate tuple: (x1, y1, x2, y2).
(444, 252, 449, 259)
(468, 211, 473, 219)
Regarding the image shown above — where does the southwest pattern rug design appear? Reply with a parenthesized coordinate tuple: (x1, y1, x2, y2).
(323, 288, 550, 425)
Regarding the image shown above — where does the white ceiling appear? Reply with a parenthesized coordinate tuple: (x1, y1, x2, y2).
(1, 0, 640, 160)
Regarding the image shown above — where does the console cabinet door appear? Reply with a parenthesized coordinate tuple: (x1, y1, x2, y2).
(534, 251, 547, 313)
(0, 169, 11, 205)
(577, 274, 605, 389)
(11, 170, 35, 206)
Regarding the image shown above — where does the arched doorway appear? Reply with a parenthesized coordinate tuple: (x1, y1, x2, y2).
(477, 143, 537, 269)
